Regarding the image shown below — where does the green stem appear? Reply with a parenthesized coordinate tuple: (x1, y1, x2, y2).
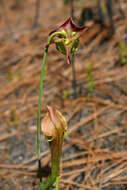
(40, 162, 59, 190)
(39, 127, 63, 190)
(37, 47, 48, 183)
(55, 176, 60, 190)
(37, 31, 67, 187)
(40, 136, 62, 190)
(71, 54, 77, 99)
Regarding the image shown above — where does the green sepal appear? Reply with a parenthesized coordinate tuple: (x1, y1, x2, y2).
(55, 42, 66, 55)
(71, 38, 79, 54)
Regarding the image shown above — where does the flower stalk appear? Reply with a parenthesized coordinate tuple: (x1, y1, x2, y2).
(37, 46, 48, 182)
(37, 31, 66, 183)
(37, 17, 86, 189)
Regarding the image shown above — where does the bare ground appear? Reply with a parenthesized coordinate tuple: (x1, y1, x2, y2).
(0, 0, 127, 189)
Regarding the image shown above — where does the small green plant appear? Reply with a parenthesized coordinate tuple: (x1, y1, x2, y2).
(118, 40, 127, 65)
(16, 70, 22, 81)
(37, 17, 86, 190)
(86, 63, 94, 96)
(7, 70, 13, 82)
(62, 89, 69, 100)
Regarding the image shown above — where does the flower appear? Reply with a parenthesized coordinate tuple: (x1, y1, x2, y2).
(48, 17, 87, 64)
(41, 106, 67, 184)
(41, 106, 67, 141)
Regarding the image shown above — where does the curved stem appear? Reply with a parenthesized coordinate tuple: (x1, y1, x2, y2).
(37, 31, 66, 187)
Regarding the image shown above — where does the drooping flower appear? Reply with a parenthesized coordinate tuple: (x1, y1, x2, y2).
(48, 17, 87, 64)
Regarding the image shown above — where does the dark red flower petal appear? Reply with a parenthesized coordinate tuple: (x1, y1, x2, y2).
(49, 17, 87, 36)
